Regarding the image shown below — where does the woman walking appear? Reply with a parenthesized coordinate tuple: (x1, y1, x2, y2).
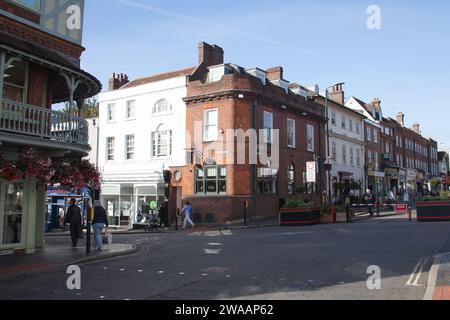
(92, 201, 109, 251)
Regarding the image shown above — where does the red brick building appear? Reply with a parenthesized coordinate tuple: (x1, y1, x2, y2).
(170, 43, 327, 223)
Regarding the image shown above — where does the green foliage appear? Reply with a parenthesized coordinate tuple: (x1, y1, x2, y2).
(421, 192, 450, 201)
(62, 97, 99, 119)
(429, 178, 442, 189)
(283, 199, 314, 209)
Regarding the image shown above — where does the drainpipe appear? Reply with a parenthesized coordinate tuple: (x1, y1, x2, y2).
(0, 51, 5, 105)
(251, 99, 258, 220)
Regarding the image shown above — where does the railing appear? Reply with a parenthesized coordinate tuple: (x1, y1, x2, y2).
(0, 99, 89, 146)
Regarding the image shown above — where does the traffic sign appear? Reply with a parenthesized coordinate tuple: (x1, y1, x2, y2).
(307, 162, 316, 183)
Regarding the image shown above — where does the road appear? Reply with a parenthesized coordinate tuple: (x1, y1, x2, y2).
(1, 214, 450, 300)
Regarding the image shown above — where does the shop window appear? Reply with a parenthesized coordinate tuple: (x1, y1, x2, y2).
(2, 183, 24, 245)
(195, 166, 227, 194)
(257, 167, 277, 195)
(3, 58, 28, 103)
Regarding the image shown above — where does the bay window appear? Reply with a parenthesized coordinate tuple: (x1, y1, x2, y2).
(195, 166, 227, 194)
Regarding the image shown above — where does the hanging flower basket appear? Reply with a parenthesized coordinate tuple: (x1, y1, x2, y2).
(0, 148, 101, 190)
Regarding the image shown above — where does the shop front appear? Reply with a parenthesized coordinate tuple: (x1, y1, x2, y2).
(384, 167, 399, 196)
(0, 179, 46, 255)
(101, 183, 166, 229)
(406, 169, 417, 202)
(368, 170, 385, 199)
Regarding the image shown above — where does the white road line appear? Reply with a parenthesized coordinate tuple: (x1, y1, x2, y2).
(407, 258, 426, 286)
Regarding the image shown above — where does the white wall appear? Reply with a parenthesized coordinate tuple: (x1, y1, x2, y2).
(328, 104, 366, 192)
(86, 117, 99, 167)
(97, 76, 188, 182)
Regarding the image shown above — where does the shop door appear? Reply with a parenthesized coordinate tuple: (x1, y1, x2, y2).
(0, 182, 25, 247)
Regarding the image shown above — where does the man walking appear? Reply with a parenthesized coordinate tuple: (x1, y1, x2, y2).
(65, 198, 82, 247)
(92, 201, 109, 251)
(181, 201, 195, 229)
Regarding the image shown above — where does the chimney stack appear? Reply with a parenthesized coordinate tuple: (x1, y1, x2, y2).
(329, 83, 345, 105)
(412, 122, 421, 134)
(396, 112, 405, 127)
(266, 66, 284, 82)
(198, 42, 224, 67)
(108, 73, 129, 91)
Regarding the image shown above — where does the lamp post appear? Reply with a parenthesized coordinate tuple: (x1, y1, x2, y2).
(324, 83, 345, 223)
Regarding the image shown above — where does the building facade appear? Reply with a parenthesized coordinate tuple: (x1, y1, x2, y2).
(0, 0, 100, 254)
(346, 97, 384, 198)
(97, 69, 193, 228)
(313, 85, 366, 203)
(168, 42, 327, 224)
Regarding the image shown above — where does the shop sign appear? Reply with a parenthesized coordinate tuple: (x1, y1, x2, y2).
(306, 162, 316, 183)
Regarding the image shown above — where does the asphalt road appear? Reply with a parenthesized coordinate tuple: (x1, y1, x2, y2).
(1, 214, 450, 300)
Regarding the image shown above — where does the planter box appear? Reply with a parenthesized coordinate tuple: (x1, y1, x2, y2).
(279, 207, 321, 226)
(416, 201, 450, 221)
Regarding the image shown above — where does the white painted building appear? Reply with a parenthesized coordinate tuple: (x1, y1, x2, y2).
(97, 68, 193, 228)
(322, 85, 366, 201)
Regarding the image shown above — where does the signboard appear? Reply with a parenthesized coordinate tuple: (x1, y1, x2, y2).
(150, 201, 158, 210)
(395, 204, 408, 215)
(306, 162, 316, 183)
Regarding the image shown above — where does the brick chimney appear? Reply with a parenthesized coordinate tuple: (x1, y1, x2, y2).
(412, 122, 421, 134)
(266, 66, 284, 81)
(329, 83, 345, 105)
(108, 73, 129, 91)
(396, 112, 405, 127)
(198, 42, 224, 67)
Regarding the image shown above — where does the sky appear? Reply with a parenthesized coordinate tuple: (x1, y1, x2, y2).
(82, 0, 450, 152)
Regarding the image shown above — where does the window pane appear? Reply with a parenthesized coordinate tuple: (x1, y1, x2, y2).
(219, 180, 227, 193)
(3, 58, 27, 103)
(3, 183, 24, 245)
(196, 181, 204, 194)
(206, 167, 217, 179)
(205, 181, 217, 193)
(219, 167, 227, 178)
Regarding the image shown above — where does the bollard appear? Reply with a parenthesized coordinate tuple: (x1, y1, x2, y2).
(408, 205, 412, 222)
(331, 205, 335, 224)
(377, 202, 381, 217)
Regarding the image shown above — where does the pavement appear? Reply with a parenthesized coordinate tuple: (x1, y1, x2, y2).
(0, 237, 137, 280)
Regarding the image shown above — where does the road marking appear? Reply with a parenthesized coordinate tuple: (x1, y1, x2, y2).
(138, 270, 143, 273)
(202, 273, 208, 276)
(158, 271, 164, 274)
(204, 248, 221, 255)
(99, 296, 105, 299)
(208, 243, 223, 246)
(179, 272, 185, 275)
(407, 258, 427, 286)
(120, 268, 126, 271)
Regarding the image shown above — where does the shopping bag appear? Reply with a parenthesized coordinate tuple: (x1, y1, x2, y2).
(103, 228, 112, 245)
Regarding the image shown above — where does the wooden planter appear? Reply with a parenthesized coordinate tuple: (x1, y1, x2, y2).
(416, 201, 450, 222)
(279, 207, 321, 226)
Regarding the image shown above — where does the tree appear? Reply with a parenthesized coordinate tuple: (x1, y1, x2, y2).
(62, 97, 99, 119)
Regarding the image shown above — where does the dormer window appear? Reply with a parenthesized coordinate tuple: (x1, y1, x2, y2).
(271, 79, 289, 94)
(208, 65, 232, 82)
(246, 68, 267, 85)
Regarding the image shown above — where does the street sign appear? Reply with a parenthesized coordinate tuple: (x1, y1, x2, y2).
(307, 162, 316, 183)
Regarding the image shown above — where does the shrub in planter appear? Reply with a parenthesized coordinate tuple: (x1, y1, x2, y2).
(280, 199, 320, 226)
(417, 194, 450, 222)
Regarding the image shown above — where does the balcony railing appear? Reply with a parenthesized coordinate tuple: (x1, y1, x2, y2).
(0, 99, 89, 146)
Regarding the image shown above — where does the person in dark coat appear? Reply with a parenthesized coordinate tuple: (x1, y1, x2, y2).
(65, 198, 82, 247)
(92, 200, 109, 251)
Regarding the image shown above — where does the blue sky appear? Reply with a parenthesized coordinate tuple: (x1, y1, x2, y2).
(82, 0, 450, 151)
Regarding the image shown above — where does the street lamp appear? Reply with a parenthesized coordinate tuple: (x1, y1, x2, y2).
(324, 83, 345, 223)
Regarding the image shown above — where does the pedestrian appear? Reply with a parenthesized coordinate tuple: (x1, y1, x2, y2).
(181, 201, 195, 229)
(92, 200, 109, 251)
(365, 189, 375, 217)
(65, 198, 82, 247)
